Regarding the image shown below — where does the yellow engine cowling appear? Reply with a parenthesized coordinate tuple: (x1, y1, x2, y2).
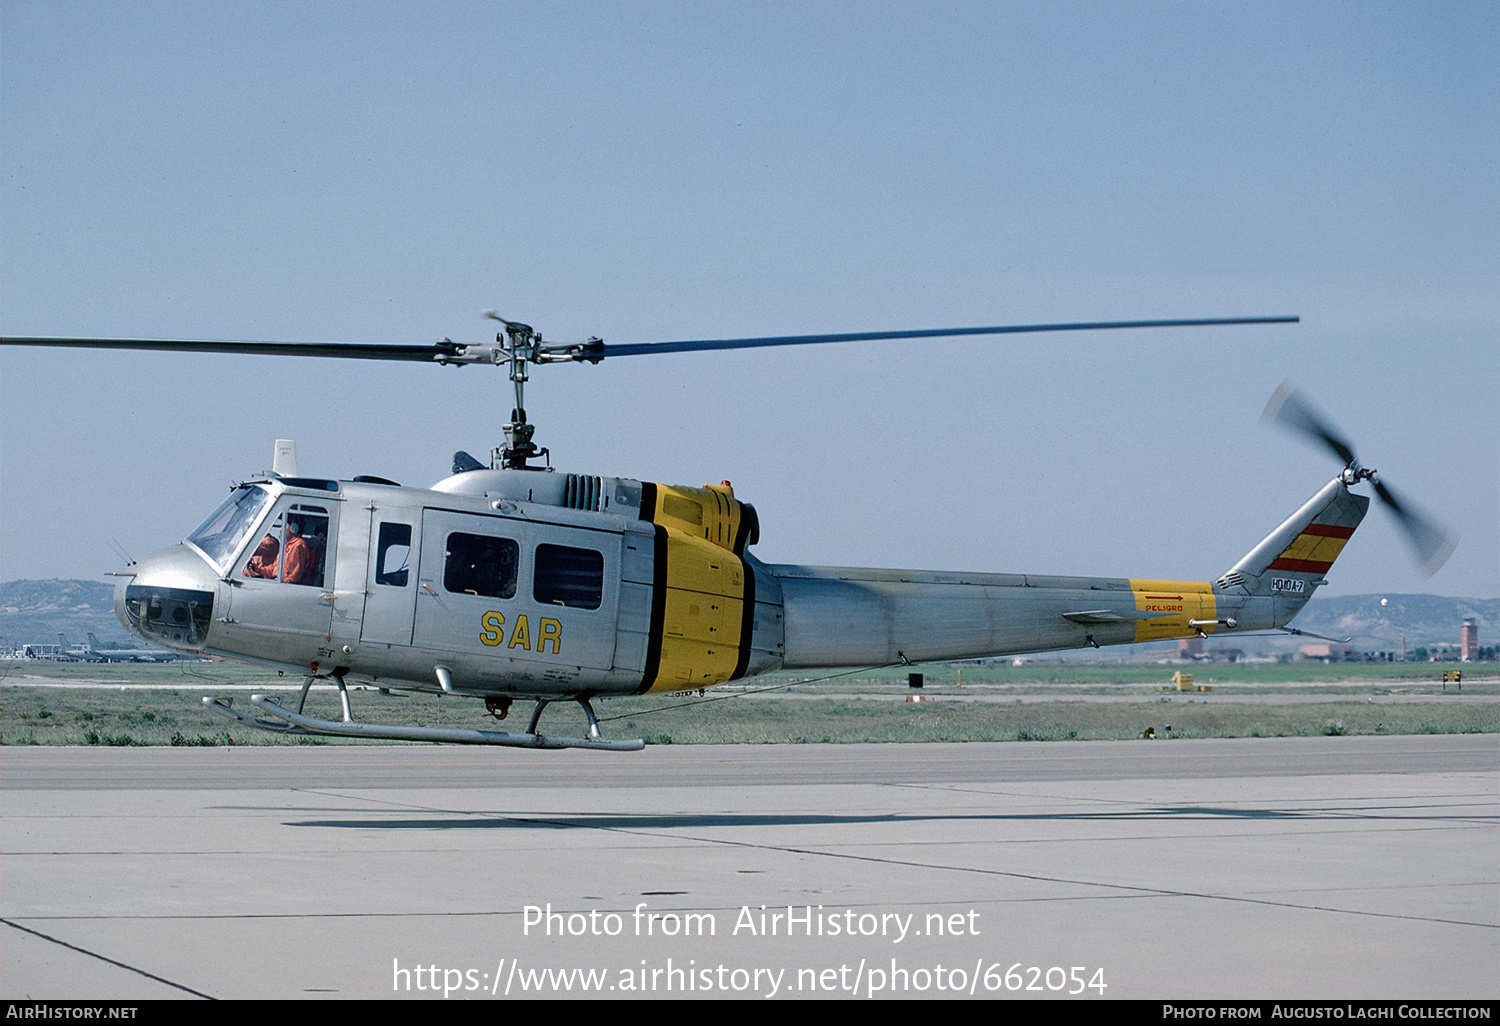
(637, 482, 760, 693)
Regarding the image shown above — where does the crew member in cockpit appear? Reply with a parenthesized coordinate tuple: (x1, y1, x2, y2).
(281, 520, 317, 585)
(243, 533, 281, 578)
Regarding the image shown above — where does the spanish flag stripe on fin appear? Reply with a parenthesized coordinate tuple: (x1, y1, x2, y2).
(1299, 523, 1355, 539)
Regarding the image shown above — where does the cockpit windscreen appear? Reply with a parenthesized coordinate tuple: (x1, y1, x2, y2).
(187, 485, 273, 570)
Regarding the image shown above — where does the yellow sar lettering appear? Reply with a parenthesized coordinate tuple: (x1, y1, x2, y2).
(538, 618, 561, 655)
(480, 611, 505, 646)
(480, 611, 563, 654)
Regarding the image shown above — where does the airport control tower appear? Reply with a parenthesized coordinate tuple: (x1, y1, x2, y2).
(1460, 617, 1478, 662)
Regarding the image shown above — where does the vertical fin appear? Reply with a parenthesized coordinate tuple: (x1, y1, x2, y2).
(1218, 477, 1369, 626)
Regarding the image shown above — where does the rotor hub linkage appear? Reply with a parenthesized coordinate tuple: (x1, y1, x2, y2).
(486, 316, 550, 470)
(478, 314, 605, 469)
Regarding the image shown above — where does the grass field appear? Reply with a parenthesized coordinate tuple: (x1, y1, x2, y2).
(3, 658, 1495, 746)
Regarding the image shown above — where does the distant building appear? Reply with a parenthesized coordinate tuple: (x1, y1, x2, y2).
(1299, 643, 1357, 663)
(1177, 636, 1244, 663)
(1461, 617, 1479, 663)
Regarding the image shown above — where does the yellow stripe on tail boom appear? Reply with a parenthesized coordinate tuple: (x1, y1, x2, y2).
(1129, 579, 1216, 642)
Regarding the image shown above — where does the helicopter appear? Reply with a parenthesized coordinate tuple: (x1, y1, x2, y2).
(0, 315, 1455, 750)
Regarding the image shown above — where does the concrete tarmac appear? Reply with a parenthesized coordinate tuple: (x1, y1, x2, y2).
(2, 735, 1496, 1000)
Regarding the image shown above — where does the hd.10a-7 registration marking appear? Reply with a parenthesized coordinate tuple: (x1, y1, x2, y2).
(1271, 578, 1306, 593)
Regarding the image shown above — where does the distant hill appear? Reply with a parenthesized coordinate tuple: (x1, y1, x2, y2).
(1, 579, 126, 647)
(2, 578, 1495, 653)
(1284, 593, 1496, 650)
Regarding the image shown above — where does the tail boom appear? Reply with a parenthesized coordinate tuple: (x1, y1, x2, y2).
(766, 476, 1368, 668)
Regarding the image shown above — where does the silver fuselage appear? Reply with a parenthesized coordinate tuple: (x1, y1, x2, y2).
(117, 469, 1366, 700)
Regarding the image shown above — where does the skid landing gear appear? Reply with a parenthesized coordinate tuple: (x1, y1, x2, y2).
(204, 676, 644, 752)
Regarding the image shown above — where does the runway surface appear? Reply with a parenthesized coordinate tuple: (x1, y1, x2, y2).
(2, 735, 1496, 1000)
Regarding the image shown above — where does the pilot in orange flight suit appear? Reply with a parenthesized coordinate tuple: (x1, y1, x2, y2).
(242, 534, 280, 579)
(280, 522, 317, 585)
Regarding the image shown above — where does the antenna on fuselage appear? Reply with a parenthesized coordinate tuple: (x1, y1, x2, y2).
(272, 438, 299, 478)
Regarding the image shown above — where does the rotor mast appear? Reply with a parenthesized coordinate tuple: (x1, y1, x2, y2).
(479, 310, 606, 469)
(484, 312, 546, 470)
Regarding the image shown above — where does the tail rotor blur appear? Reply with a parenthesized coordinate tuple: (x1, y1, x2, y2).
(1262, 379, 1456, 577)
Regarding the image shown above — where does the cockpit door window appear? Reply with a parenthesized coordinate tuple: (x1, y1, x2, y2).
(241, 504, 330, 587)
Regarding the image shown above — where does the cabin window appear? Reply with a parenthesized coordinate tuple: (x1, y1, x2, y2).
(443, 532, 518, 599)
(533, 544, 603, 610)
(374, 523, 412, 587)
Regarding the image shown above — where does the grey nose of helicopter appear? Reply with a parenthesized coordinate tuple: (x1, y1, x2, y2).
(115, 545, 218, 652)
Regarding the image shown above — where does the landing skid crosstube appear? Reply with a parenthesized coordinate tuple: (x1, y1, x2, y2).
(202, 678, 644, 752)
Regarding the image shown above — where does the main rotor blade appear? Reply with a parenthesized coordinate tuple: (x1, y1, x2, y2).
(1261, 379, 1358, 467)
(594, 316, 1299, 359)
(1371, 478, 1459, 578)
(0, 336, 462, 362)
(6, 316, 1297, 365)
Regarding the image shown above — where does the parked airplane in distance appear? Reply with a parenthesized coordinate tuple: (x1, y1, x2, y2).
(84, 632, 183, 663)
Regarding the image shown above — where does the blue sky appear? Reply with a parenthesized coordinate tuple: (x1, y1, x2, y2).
(3, 1, 1496, 599)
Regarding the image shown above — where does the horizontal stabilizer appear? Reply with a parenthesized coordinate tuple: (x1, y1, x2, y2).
(1060, 609, 1165, 625)
(1062, 610, 1126, 624)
